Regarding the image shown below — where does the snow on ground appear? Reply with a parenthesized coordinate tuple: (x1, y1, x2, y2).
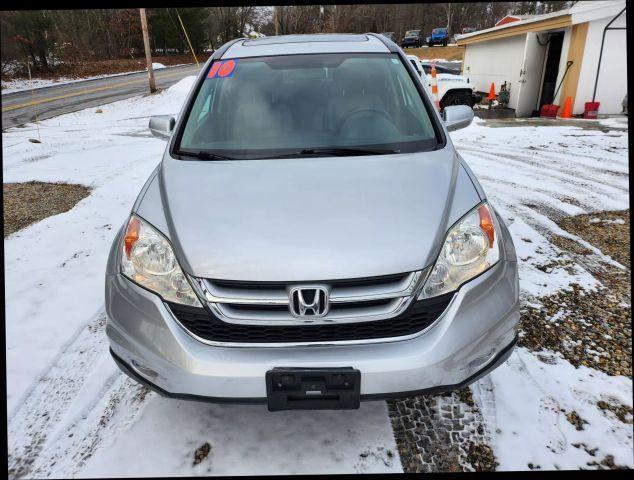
(151, 62, 166, 70)
(451, 117, 629, 297)
(452, 116, 631, 470)
(3, 75, 630, 476)
(599, 116, 629, 130)
(474, 348, 633, 471)
(77, 400, 397, 476)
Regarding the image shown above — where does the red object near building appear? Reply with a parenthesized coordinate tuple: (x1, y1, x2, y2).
(540, 104, 560, 118)
(583, 102, 600, 119)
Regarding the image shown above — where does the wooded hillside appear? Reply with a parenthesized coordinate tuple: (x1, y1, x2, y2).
(1, 3, 573, 76)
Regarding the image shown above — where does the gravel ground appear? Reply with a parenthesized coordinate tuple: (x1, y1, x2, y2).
(559, 210, 630, 267)
(388, 208, 630, 472)
(388, 389, 497, 473)
(520, 210, 631, 377)
(3, 182, 90, 237)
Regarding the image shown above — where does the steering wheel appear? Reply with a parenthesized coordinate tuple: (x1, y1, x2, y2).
(337, 107, 394, 133)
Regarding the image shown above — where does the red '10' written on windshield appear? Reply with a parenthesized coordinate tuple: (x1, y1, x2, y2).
(207, 60, 238, 79)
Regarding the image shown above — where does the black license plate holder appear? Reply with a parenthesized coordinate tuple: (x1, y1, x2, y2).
(266, 367, 361, 411)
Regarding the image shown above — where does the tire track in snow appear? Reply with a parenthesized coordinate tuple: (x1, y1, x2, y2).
(7, 309, 148, 479)
(31, 374, 151, 478)
(461, 139, 627, 172)
(458, 146, 629, 200)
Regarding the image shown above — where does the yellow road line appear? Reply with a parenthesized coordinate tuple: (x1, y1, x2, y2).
(2, 68, 198, 112)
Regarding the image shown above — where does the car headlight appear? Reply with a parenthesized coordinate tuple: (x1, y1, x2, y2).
(120, 214, 201, 307)
(418, 202, 500, 300)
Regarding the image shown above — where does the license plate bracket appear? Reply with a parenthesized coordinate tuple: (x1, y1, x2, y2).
(266, 367, 361, 411)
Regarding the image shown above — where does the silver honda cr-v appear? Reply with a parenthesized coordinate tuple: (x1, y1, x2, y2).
(106, 34, 519, 411)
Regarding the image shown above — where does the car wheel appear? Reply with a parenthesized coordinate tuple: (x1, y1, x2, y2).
(443, 41, 447, 46)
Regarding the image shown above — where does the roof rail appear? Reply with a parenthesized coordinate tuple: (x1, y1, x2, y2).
(366, 32, 400, 53)
(212, 37, 247, 60)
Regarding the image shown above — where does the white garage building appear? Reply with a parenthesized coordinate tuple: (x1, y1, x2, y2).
(456, 0, 627, 117)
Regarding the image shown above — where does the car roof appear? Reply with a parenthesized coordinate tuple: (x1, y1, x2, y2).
(222, 34, 390, 59)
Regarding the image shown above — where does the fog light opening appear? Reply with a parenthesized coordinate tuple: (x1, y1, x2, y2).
(467, 347, 496, 371)
(130, 359, 159, 379)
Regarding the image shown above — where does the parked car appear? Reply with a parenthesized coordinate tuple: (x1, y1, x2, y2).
(401, 29, 424, 48)
(408, 55, 482, 108)
(380, 32, 396, 42)
(427, 27, 449, 46)
(461, 27, 476, 34)
(107, 33, 519, 411)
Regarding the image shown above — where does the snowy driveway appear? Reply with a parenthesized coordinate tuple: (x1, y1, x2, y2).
(4, 78, 631, 476)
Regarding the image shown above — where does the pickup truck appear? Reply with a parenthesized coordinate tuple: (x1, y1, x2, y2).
(427, 28, 449, 47)
(407, 54, 481, 109)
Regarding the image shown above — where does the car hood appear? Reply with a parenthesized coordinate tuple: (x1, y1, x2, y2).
(149, 149, 475, 281)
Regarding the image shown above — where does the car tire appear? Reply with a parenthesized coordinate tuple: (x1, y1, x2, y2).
(443, 41, 448, 47)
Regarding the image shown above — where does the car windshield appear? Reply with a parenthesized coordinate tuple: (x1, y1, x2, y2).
(177, 53, 438, 160)
(432, 28, 446, 34)
(405, 30, 420, 36)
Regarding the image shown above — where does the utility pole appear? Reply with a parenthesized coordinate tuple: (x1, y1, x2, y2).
(274, 7, 279, 36)
(140, 8, 156, 93)
(319, 6, 324, 32)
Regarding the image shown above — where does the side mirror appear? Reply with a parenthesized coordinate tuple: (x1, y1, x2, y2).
(443, 105, 474, 132)
(149, 115, 175, 140)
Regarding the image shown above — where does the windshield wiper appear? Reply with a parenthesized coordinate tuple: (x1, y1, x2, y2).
(175, 149, 235, 160)
(264, 147, 399, 159)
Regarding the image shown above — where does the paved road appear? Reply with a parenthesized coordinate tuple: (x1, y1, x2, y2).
(2, 64, 200, 129)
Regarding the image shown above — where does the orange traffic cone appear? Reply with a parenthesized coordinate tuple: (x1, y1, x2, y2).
(560, 96, 572, 118)
(487, 82, 496, 101)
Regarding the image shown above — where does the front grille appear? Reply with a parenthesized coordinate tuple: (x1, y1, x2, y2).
(192, 271, 426, 326)
(212, 272, 407, 290)
(166, 292, 453, 344)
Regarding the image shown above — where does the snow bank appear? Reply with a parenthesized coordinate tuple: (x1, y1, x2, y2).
(167, 75, 196, 94)
(151, 62, 166, 70)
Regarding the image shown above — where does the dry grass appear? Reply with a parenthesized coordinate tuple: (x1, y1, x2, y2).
(406, 45, 465, 62)
(3, 181, 91, 237)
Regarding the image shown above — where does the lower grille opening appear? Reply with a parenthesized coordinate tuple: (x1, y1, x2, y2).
(166, 292, 453, 344)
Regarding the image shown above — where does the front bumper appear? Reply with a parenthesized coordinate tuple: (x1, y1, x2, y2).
(106, 256, 519, 401)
